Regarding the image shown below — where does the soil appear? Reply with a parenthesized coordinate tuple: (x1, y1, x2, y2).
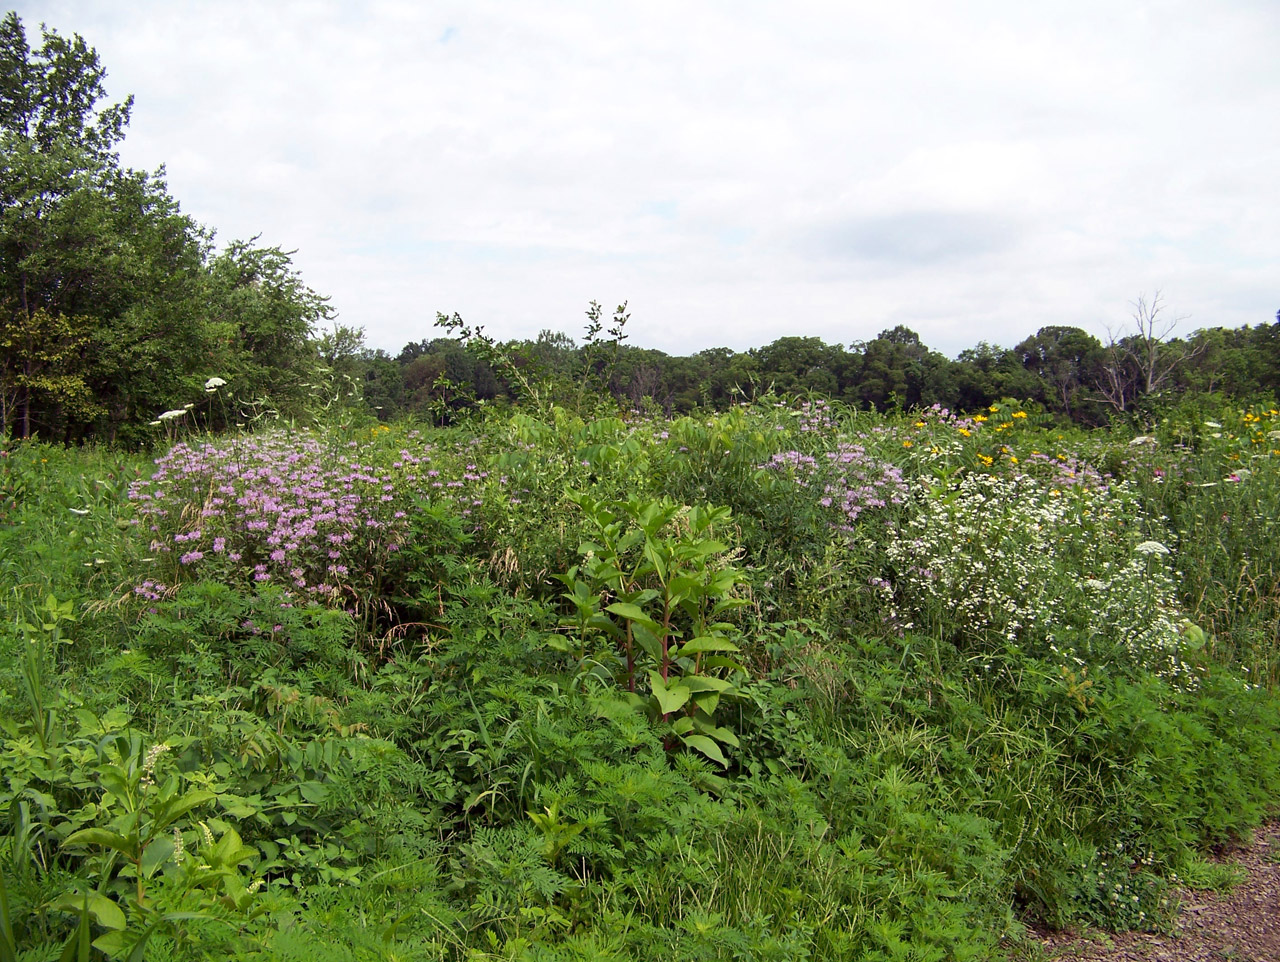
(1031, 822, 1280, 962)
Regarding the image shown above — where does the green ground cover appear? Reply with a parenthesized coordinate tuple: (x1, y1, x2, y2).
(2, 397, 1279, 960)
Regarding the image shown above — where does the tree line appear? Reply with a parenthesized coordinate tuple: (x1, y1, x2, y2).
(336, 306, 1280, 426)
(3, 10, 1278, 447)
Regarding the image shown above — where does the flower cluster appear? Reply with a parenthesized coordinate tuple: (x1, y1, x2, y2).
(794, 398, 837, 433)
(128, 428, 485, 610)
(761, 444, 907, 530)
(881, 471, 1194, 681)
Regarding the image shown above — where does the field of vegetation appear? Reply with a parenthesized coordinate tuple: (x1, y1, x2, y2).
(4, 10, 1280, 959)
(3, 390, 1280, 961)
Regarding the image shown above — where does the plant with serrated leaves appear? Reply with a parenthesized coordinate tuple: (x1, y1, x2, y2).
(552, 494, 748, 766)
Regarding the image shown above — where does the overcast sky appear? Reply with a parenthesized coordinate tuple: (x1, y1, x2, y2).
(16, 0, 1280, 358)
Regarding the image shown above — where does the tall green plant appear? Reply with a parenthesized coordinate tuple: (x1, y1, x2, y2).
(553, 495, 747, 765)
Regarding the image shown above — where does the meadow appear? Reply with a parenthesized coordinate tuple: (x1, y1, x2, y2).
(2, 394, 1279, 961)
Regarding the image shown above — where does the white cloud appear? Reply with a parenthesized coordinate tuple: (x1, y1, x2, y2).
(17, 0, 1280, 357)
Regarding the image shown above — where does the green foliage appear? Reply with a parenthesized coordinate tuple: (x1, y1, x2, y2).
(7, 396, 1280, 958)
(553, 495, 748, 765)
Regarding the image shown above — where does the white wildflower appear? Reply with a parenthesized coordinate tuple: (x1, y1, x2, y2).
(204, 376, 227, 392)
(158, 409, 186, 421)
(1134, 540, 1170, 556)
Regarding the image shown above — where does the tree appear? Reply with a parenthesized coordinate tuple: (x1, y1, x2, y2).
(1014, 326, 1102, 417)
(853, 326, 955, 410)
(0, 12, 330, 443)
(1094, 293, 1201, 413)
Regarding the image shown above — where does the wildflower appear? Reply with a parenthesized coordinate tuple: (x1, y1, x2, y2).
(204, 376, 227, 392)
(140, 743, 169, 787)
(157, 409, 186, 421)
(1134, 540, 1170, 556)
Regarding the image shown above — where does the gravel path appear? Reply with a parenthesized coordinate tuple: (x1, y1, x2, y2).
(1033, 822, 1280, 961)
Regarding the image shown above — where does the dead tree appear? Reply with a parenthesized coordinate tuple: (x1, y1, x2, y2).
(1095, 292, 1202, 412)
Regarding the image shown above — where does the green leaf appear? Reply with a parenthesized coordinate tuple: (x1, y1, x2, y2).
(700, 655, 746, 672)
(693, 718, 740, 748)
(140, 836, 174, 878)
(680, 734, 728, 767)
(218, 794, 260, 819)
(298, 781, 328, 805)
(675, 676, 732, 693)
(62, 828, 135, 857)
(642, 540, 668, 583)
(50, 892, 126, 931)
(675, 636, 741, 656)
(631, 624, 663, 662)
(648, 671, 691, 715)
(692, 691, 721, 715)
(605, 602, 659, 630)
(154, 789, 216, 829)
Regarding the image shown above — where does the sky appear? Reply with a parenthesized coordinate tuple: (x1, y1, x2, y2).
(14, 1, 1280, 358)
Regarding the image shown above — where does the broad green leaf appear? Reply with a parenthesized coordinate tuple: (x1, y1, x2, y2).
(700, 655, 746, 672)
(692, 718, 740, 748)
(605, 603, 659, 630)
(50, 892, 126, 930)
(209, 827, 256, 868)
(154, 789, 216, 829)
(676, 636, 741, 656)
(680, 734, 728, 767)
(692, 691, 721, 715)
(632, 624, 663, 662)
(62, 828, 134, 857)
(676, 676, 732, 693)
(648, 671, 691, 715)
(643, 540, 668, 583)
(140, 836, 174, 878)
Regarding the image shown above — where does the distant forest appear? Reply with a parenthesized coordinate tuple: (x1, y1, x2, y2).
(3, 9, 1277, 446)
(337, 299, 1280, 427)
